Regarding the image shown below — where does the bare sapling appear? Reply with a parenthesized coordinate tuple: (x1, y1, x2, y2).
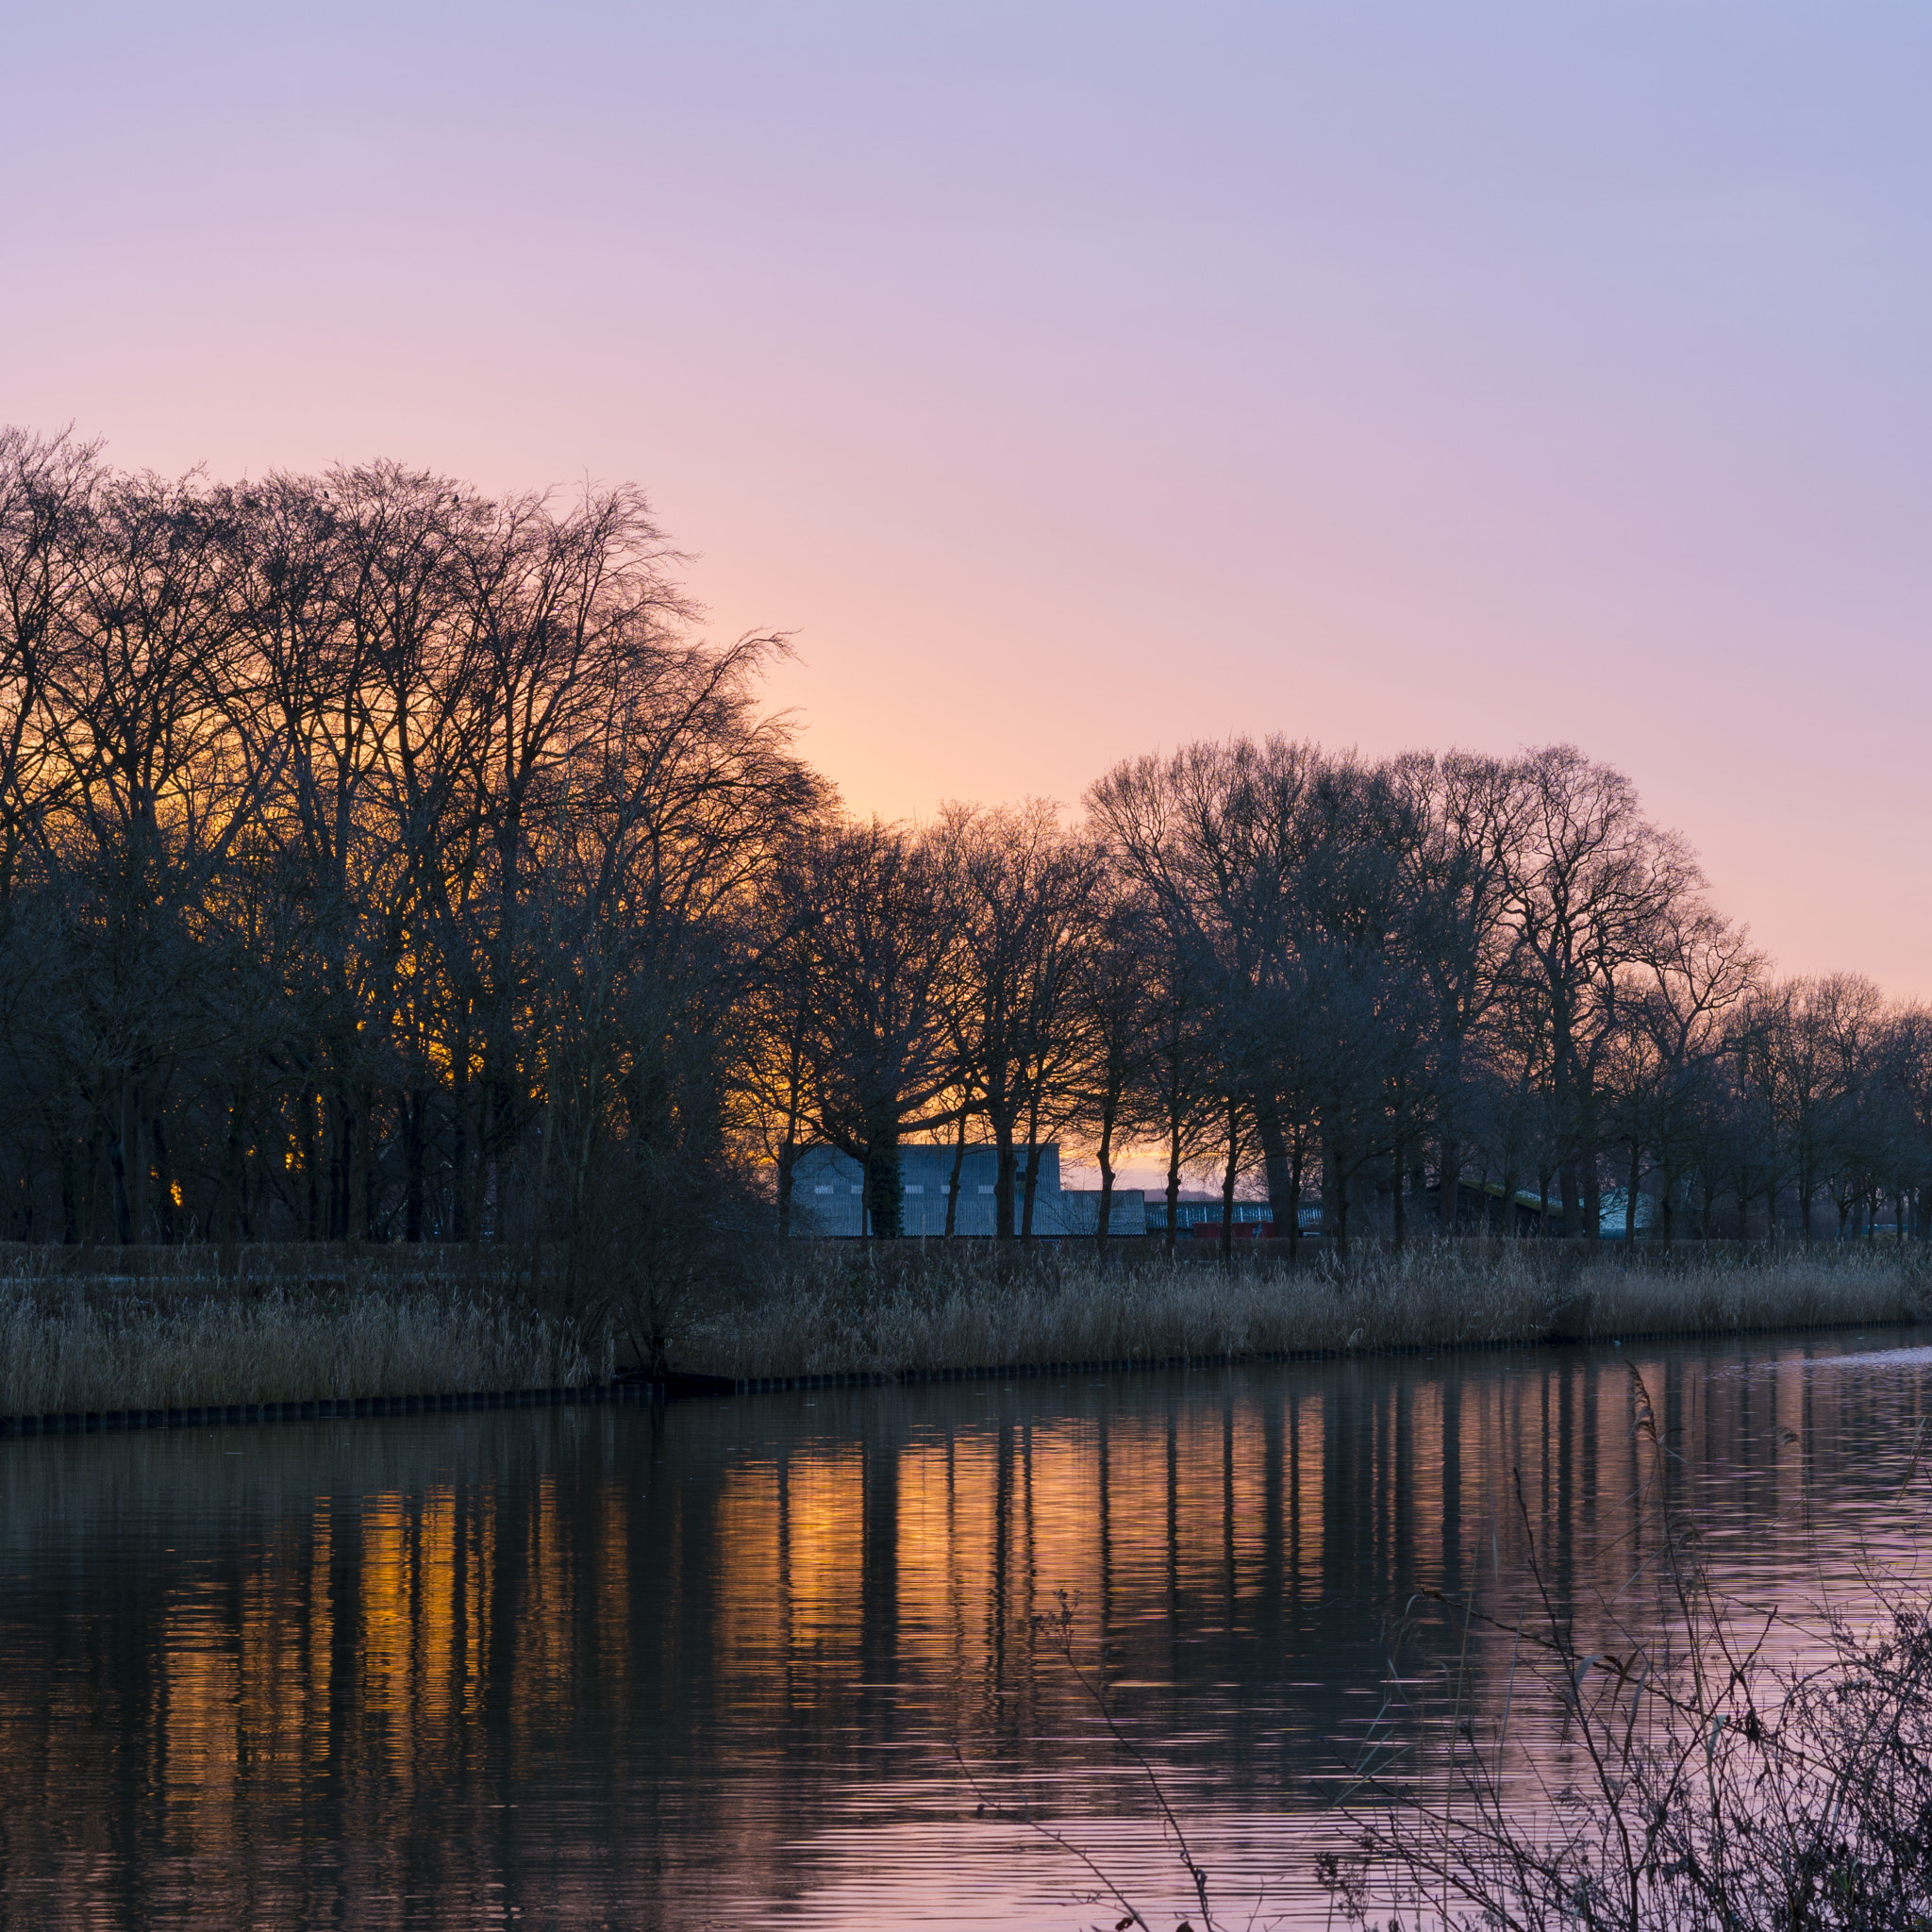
(1322, 1362, 1932, 1929)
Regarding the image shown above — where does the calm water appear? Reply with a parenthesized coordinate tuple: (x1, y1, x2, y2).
(3, 1333, 1930, 1929)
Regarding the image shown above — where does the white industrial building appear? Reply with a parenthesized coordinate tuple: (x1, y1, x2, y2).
(790, 1142, 1145, 1237)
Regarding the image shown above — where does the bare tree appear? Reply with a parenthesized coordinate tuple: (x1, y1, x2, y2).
(1630, 903, 1759, 1243)
(795, 821, 962, 1239)
(1066, 875, 1158, 1242)
(940, 800, 1100, 1237)
(2, 424, 1919, 1278)
(1088, 737, 1324, 1240)
(1496, 745, 1699, 1240)
(1396, 750, 1526, 1232)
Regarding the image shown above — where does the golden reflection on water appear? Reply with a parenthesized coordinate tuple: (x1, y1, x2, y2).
(0, 1340, 1927, 1928)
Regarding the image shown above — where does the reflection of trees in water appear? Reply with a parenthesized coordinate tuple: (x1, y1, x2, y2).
(0, 1341, 1922, 1926)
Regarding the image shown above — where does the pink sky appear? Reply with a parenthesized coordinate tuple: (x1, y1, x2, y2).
(5, 3, 1927, 996)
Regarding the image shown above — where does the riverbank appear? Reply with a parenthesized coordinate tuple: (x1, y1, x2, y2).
(710, 1237, 1930, 1377)
(0, 1240, 1925, 1421)
(0, 1261, 603, 1419)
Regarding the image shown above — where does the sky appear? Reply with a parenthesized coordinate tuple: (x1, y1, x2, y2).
(4, 2, 1928, 996)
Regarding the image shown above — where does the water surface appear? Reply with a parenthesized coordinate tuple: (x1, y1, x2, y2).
(3, 1331, 1928, 1928)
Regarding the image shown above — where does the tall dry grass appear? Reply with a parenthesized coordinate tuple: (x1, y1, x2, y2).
(0, 1240, 1924, 1415)
(694, 1238, 1932, 1379)
(0, 1265, 606, 1416)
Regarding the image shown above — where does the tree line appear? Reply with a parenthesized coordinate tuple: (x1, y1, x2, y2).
(1, 428, 1925, 1261)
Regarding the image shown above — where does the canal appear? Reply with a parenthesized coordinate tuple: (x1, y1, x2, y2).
(2, 1330, 1926, 1927)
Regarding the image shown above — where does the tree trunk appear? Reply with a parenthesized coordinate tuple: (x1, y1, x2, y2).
(865, 1127, 902, 1240)
(1257, 1099, 1294, 1241)
(1020, 1091, 1044, 1239)
(992, 1117, 1018, 1241)
(323, 1088, 344, 1241)
(944, 1112, 967, 1236)
(300, 1092, 322, 1241)
(219, 1083, 249, 1274)
(83, 1104, 106, 1251)
(1164, 1122, 1182, 1255)
(1286, 1140, 1304, 1266)
(776, 1130, 797, 1239)
(1437, 1128, 1461, 1235)
(1579, 1085, 1603, 1242)
(1095, 1107, 1116, 1244)
(150, 1108, 176, 1242)
(1558, 1163, 1580, 1239)
(1325, 1129, 1350, 1262)
(1323, 1130, 1342, 1257)
(1496, 1158, 1520, 1240)
(1434, 1029, 1463, 1236)
(404, 1091, 425, 1242)
(58, 1133, 79, 1246)
(1219, 1096, 1239, 1263)
(467, 1084, 492, 1245)
(528, 1073, 556, 1290)
(355, 1082, 375, 1241)
(112, 1081, 138, 1243)
(450, 1042, 473, 1241)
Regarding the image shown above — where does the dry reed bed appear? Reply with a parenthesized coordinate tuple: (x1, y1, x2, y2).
(0, 1272, 604, 1416)
(695, 1241, 1932, 1379)
(0, 1242, 1924, 1416)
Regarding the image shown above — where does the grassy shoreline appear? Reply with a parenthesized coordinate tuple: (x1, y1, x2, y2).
(0, 1240, 1926, 1419)
(710, 1238, 1930, 1378)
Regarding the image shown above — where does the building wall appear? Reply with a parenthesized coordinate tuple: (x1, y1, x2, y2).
(790, 1144, 1143, 1237)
